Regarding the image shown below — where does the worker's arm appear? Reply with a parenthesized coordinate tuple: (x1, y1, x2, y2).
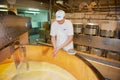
(58, 35, 73, 49)
(53, 35, 73, 56)
(51, 36, 56, 49)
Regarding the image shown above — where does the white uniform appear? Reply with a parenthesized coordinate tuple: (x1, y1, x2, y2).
(50, 20, 74, 54)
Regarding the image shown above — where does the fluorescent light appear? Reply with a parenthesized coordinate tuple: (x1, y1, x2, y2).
(28, 8, 40, 11)
(24, 11, 40, 14)
(0, 9, 8, 11)
(0, 5, 8, 8)
(56, 0, 63, 4)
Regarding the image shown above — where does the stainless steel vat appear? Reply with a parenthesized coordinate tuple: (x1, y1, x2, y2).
(84, 23, 99, 36)
(73, 23, 84, 34)
(90, 48, 103, 56)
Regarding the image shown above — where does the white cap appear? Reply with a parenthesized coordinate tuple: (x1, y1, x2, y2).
(55, 10, 65, 20)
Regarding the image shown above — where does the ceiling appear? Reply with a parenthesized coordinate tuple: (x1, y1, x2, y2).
(0, 0, 120, 14)
(34, 0, 120, 12)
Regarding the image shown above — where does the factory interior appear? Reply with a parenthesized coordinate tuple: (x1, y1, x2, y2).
(0, 0, 120, 80)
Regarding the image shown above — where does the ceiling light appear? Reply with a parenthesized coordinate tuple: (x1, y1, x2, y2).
(0, 9, 8, 11)
(0, 5, 8, 8)
(40, 2, 43, 5)
(28, 8, 40, 11)
(24, 11, 40, 14)
(56, 0, 63, 5)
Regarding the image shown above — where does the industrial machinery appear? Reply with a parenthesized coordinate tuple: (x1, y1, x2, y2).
(73, 20, 120, 80)
(0, 15, 31, 62)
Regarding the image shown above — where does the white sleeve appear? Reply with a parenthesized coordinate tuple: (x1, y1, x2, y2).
(67, 21, 74, 35)
(50, 23, 56, 36)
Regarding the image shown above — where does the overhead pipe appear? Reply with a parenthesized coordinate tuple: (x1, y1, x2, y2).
(54, 3, 67, 11)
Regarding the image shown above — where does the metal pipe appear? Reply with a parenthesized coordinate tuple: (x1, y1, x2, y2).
(21, 46, 29, 71)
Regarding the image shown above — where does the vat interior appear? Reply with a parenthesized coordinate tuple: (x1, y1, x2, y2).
(0, 61, 76, 80)
(12, 61, 77, 80)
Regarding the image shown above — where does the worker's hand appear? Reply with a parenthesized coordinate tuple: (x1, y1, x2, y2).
(53, 47, 60, 57)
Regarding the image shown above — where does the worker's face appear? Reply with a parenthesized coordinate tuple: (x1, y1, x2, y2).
(57, 17, 65, 24)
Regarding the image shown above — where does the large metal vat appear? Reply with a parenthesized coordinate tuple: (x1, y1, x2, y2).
(90, 47, 103, 56)
(84, 23, 99, 36)
(0, 45, 104, 80)
(100, 21, 117, 38)
(73, 23, 84, 34)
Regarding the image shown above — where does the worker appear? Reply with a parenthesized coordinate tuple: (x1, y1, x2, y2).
(50, 10, 75, 57)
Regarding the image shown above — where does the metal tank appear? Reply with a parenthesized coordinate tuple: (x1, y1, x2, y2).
(84, 23, 99, 36)
(73, 23, 84, 34)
